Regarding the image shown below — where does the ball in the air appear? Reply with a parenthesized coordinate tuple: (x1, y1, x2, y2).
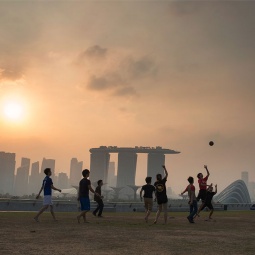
(209, 141, 214, 146)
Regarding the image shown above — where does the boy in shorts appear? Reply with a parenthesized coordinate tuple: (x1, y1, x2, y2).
(34, 168, 61, 222)
(140, 176, 156, 223)
(154, 165, 168, 224)
(196, 165, 210, 216)
(77, 169, 100, 223)
(198, 184, 217, 220)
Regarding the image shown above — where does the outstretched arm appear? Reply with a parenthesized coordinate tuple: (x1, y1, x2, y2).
(162, 165, 168, 179)
(181, 186, 188, 195)
(51, 184, 61, 193)
(88, 185, 101, 198)
(204, 165, 210, 177)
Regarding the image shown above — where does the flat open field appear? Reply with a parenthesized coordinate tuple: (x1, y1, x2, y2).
(0, 210, 254, 255)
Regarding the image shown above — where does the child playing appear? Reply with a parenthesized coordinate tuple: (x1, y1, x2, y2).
(198, 184, 217, 220)
(196, 165, 210, 215)
(154, 165, 168, 224)
(34, 168, 61, 222)
(92, 180, 104, 217)
(181, 176, 197, 223)
(77, 169, 100, 223)
(140, 176, 156, 223)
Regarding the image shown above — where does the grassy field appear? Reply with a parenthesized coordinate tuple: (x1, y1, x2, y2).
(0, 210, 254, 255)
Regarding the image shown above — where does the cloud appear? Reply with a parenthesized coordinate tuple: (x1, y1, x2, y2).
(76, 45, 108, 65)
(113, 86, 138, 97)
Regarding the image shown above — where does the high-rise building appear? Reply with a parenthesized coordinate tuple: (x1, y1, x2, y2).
(41, 158, 56, 183)
(58, 172, 69, 189)
(14, 157, 30, 196)
(117, 152, 137, 187)
(0, 151, 16, 195)
(147, 152, 165, 180)
(29, 161, 41, 195)
(70, 158, 83, 186)
(107, 161, 117, 187)
(90, 148, 110, 183)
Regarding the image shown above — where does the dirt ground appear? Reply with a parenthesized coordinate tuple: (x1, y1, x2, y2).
(0, 210, 254, 255)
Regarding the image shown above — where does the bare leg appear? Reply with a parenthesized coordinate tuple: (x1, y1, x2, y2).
(154, 205, 162, 224)
(209, 209, 214, 219)
(50, 205, 57, 220)
(145, 210, 151, 222)
(34, 205, 49, 221)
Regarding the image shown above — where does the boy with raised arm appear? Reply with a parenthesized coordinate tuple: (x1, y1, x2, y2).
(154, 165, 168, 224)
(196, 165, 210, 215)
(34, 168, 61, 222)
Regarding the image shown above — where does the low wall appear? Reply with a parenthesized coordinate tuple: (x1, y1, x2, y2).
(0, 199, 252, 212)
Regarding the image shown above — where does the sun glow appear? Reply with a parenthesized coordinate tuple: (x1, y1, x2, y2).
(3, 101, 24, 121)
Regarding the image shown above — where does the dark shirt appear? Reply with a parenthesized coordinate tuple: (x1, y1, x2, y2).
(154, 178, 168, 204)
(79, 178, 91, 198)
(42, 176, 53, 196)
(141, 184, 155, 198)
(205, 191, 216, 204)
(94, 185, 102, 201)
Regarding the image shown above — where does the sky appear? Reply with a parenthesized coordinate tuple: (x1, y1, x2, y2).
(1, 0, 255, 194)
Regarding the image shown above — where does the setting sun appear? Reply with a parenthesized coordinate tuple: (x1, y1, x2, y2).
(3, 101, 24, 121)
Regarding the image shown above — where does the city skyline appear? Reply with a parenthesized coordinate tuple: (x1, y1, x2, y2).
(1, 148, 255, 199)
(1, 1, 255, 195)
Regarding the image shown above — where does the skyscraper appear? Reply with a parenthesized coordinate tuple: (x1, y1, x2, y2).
(70, 158, 83, 186)
(0, 151, 16, 195)
(14, 157, 30, 196)
(41, 158, 56, 183)
(29, 161, 41, 195)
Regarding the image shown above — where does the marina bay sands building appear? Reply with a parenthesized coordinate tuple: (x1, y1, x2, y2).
(89, 146, 180, 188)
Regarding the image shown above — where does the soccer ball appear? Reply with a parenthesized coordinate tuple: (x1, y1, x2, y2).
(209, 141, 214, 146)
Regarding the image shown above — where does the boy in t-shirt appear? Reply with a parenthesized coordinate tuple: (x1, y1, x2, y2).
(140, 176, 156, 223)
(34, 168, 61, 222)
(92, 180, 104, 217)
(198, 184, 217, 220)
(154, 165, 168, 224)
(181, 176, 197, 223)
(77, 169, 100, 223)
(196, 165, 210, 216)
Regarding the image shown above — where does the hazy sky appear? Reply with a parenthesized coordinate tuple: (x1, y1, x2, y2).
(1, 0, 255, 194)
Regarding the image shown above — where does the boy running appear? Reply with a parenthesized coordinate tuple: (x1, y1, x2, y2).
(77, 169, 100, 223)
(181, 176, 197, 223)
(92, 180, 104, 217)
(34, 168, 61, 222)
(154, 165, 168, 224)
(140, 176, 156, 223)
(197, 184, 217, 220)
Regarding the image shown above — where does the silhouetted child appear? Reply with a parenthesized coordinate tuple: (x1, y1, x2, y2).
(196, 165, 210, 215)
(198, 184, 217, 220)
(34, 168, 61, 222)
(181, 176, 197, 223)
(140, 176, 156, 223)
(93, 180, 104, 217)
(154, 165, 168, 224)
(77, 169, 100, 223)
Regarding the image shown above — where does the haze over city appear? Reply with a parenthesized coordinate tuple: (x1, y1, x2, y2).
(1, 1, 255, 194)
